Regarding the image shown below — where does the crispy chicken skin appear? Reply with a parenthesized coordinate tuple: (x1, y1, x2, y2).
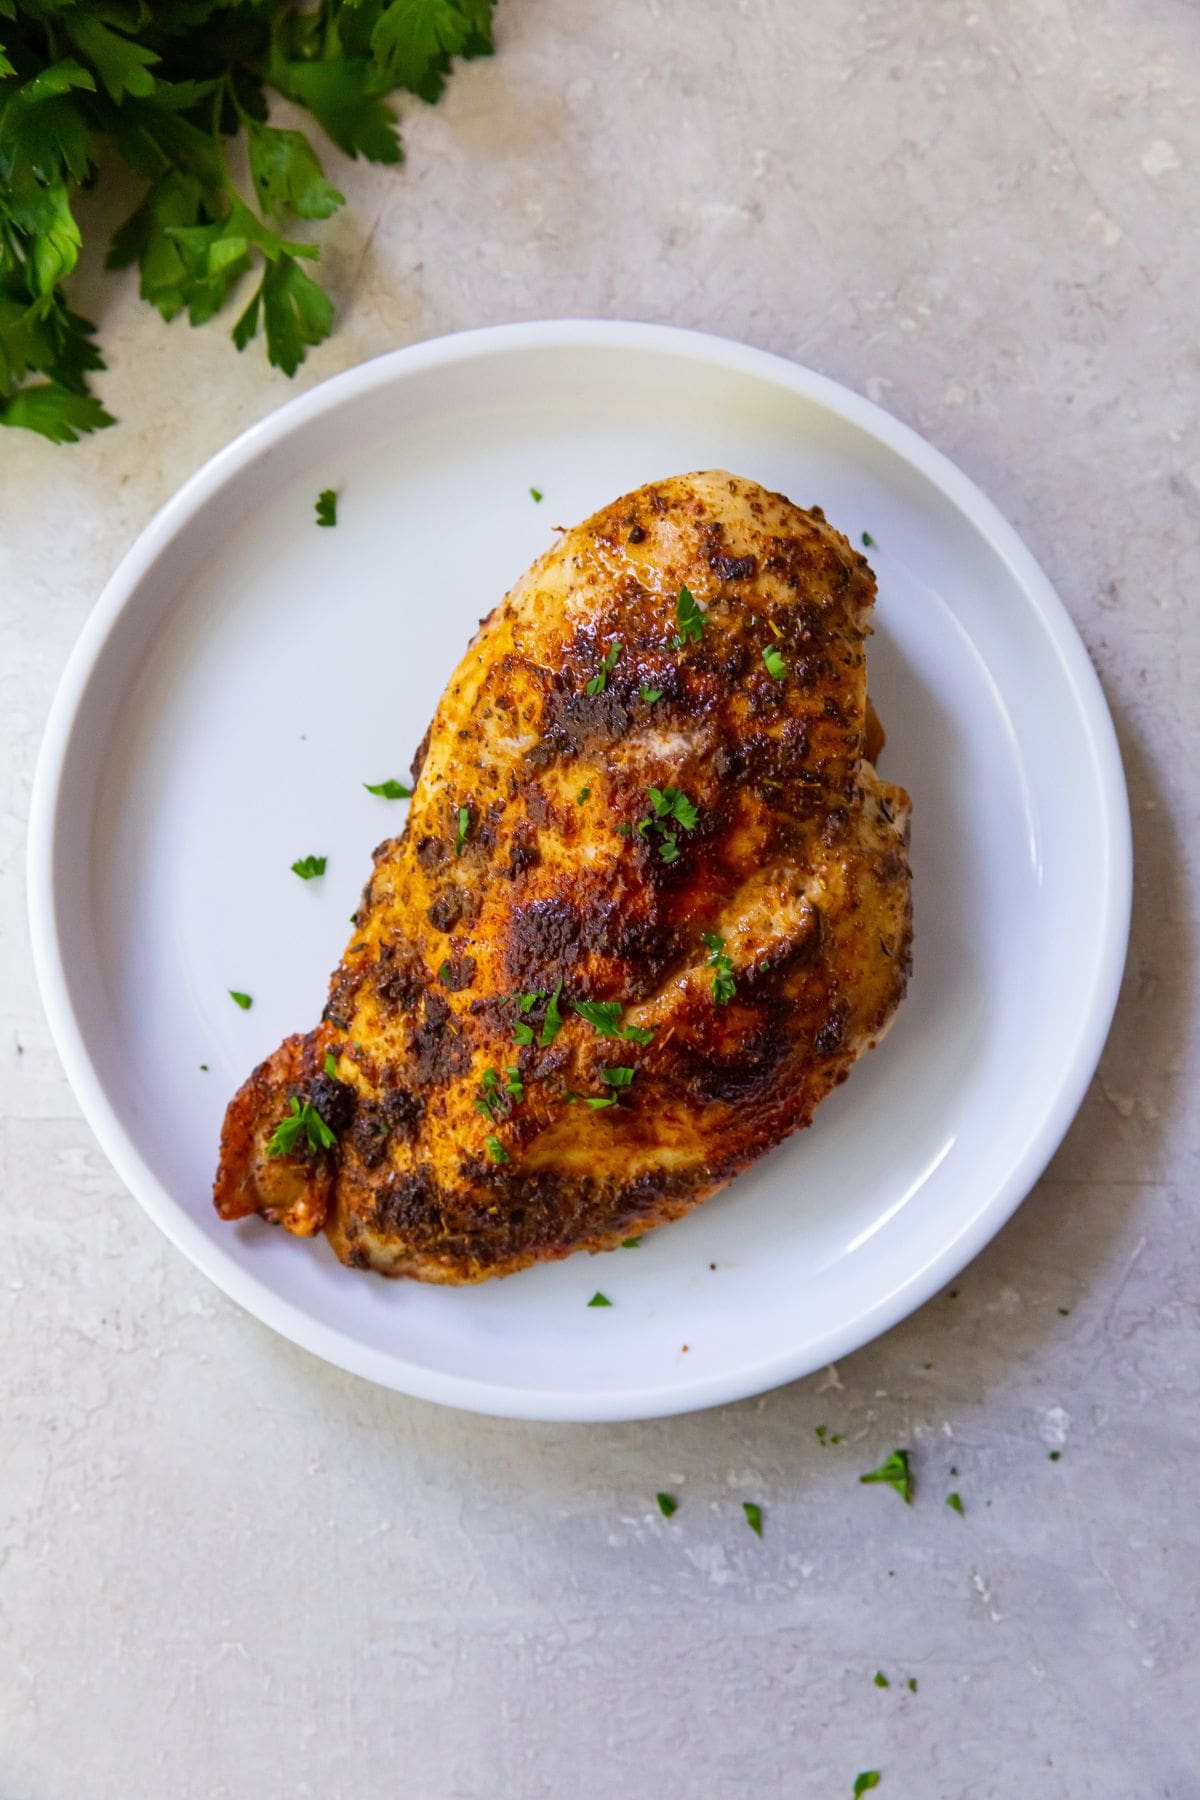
(214, 472, 912, 1281)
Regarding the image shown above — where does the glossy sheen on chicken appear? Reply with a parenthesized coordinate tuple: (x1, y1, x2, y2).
(214, 472, 912, 1281)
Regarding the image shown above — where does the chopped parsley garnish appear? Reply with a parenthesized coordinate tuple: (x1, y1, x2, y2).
(324, 1050, 338, 1078)
(862, 531, 875, 548)
(587, 1291, 612, 1307)
(854, 1775, 881, 1797)
(455, 805, 470, 856)
(572, 999, 655, 1044)
(577, 786, 591, 804)
(600, 1067, 635, 1087)
(621, 1237, 642, 1248)
(585, 639, 622, 697)
(675, 584, 704, 644)
(639, 685, 663, 704)
(505, 1067, 524, 1102)
(946, 1491, 964, 1515)
(364, 778, 412, 799)
(1058, 1306, 1070, 1316)
(267, 1096, 336, 1158)
(874, 1671, 889, 1688)
(291, 854, 327, 880)
(578, 1094, 616, 1109)
(1049, 1450, 1061, 1461)
(530, 486, 543, 502)
(762, 644, 788, 681)
(742, 1501, 763, 1537)
(907, 1678, 918, 1694)
(511, 990, 543, 1046)
(614, 823, 634, 838)
(637, 785, 699, 864)
(539, 979, 564, 1046)
(859, 1449, 913, 1503)
(199, 1063, 209, 1071)
(475, 1069, 505, 1122)
(484, 1134, 509, 1164)
(315, 489, 337, 527)
(656, 1492, 678, 1517)
(229, 990, 252, 1010)
(701, 931, 736, 1004)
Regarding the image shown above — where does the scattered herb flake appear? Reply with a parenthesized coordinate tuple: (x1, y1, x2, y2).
(762, 644, 788, 681)
(639, 685, 663, 704)
(588, 1291, 612, 1307)
(862, 531, 876, 548)
(701, 931, 736, 1005)
(600, 1066, 635, 1087)
(647, 785, 699, 829)
(229, 991, 252, 1010)
(621, 1237, 642, 1248)
(484, 1134, 509, 1164)
(530, 486, 543, 502)
(315, 488, 337, 527)
(504, 1067, 524, 1102)
(874, 1671, 889, 1688)
(947, 1491, 964, 1516)
(577, 786, 591, 804)
(907, 1677, 918, 1694)
(614, 822, 634, 838)
(854, 1775, 881, 1797)
(455, 805, 470, 856)
(585, 639, 622, 697)
(656, 1492, 678, 1517)
(1058, 1306, 1071, 1316)
(291, 854, 327, 880)
(742, 1501, 763, 1537)
(364, 778, 412, 799)
(199, 1063, 209, 1071)
(583, 1095, 616, 1109)
(572, 999, 654, 1043)
(324, 1050, 338, 1078)
(267, 1096, 336, 1158)
(539, 979, 564, 1047)
(859, 1449, 913, 1504)
(675, 584, 704, 644)
(1049, 1450, 1061, 1461)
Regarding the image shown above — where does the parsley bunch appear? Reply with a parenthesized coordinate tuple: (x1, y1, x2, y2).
(0, 0, 497, 443)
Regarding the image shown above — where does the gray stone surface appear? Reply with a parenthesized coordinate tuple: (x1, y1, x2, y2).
(2, 1, 1198, 1794)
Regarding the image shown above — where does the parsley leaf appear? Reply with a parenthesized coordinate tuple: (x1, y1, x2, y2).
(621, 1237, 642, 1248)
(535, 979, 563, 1046)
(639, 685, 663, 704)
(572, 1000, 654, 1043)
(324, 1049, 339, 1078)
(600, 1067, 635, 1087)
(315, 488, 338, 527)
(585, 639, 621, 697)
(0, 4, 497, 440)
(455, 805, 470, 856)
(874, 1671, 889, 1688)
(484, 1134, 509, 1164)
(364, 778, 412, 798)
(859, 1450, 913, 1504)
(907, 1678, 918, 1693)
(701, 931, 736, 1004)
(675, 584, 704, 644)
(267, 1095, 337, 1157)
(946, 1491, 964, 1515)
(862, 531, 876, 548)
(577, 786, 590, 804)
(854, 1775, 881, 1797)
(762, 644, 787, 681)
(742, 1501, 763, 1537)
(291, 854, 327, 880)
(647, 785, 698, 830)
(504, 1067, 524, 1102)
(529, 486, 543, 502)
(229, 990, 253, 1010)
(587, 1291, 612, 1307)
(656, 1492, 678, 1517)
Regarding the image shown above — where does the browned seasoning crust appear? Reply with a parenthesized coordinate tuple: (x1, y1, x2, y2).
(213, 471, 912, 1282)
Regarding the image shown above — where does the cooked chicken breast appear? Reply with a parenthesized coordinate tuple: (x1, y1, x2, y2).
(214, 471, 912, 1281)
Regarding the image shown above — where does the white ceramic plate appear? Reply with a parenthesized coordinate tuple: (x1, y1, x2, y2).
(28, 321, 1131, 1421)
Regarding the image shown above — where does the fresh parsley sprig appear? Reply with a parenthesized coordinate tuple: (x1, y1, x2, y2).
(0, 2, 498, 442)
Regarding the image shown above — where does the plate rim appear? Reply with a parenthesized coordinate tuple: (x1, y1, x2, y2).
(26, 318, 1133, 1421)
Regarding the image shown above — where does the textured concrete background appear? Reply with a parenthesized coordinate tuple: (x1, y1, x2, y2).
(3, 1, 1199, 1794)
